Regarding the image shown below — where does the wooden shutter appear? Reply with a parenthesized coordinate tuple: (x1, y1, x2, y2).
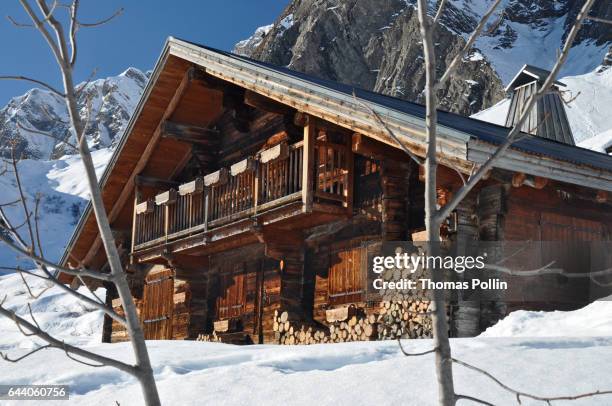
(142, 268, 175, 340)
(328, 241, 365, 305)
(216, 264, 246, 319)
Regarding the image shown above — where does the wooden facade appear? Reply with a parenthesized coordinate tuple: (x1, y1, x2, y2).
(63, 39, 612, 345)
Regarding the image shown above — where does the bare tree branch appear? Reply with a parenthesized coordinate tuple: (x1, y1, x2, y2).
(76, 7, 124, 28)
(0, 304, 136, 375)
(435, 0, 503, 92)
(0, 76, 65, 97)
(454, 394, 494, 406)
(453, 357, 612, 404)
(352, 92, 424, 166)
(435, 0, 596, 224)
(587, 15, 612, 26)
(0, 344, 51, 362)
(398, 339, 437, 356)
(433, 0, 448, 25)
(17, 269, 52, 299)
(16, 122, 77, 150)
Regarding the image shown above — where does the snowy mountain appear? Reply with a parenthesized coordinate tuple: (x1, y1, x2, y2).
(472, 65, 612, 145)
(436, 0, 612, 83)
(0, 67, 148, 160)
(235, 0, 612, 114)
(1, 269, 612, 405)
(0, 147, 113, 270)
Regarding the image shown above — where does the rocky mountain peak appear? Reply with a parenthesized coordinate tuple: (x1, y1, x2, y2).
(235, 0, 612, 115)
(0, 67, 149, 160)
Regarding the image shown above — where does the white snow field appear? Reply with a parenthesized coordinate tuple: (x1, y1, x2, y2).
(1, 271, 612, 406)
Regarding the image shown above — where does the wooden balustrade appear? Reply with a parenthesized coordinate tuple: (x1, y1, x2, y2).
(133, 138, 352, 249)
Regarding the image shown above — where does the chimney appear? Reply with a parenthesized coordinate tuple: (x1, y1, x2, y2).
(504, 64, 574, 145)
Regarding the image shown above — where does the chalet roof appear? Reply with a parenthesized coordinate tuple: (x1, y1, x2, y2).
(60, 37, 612, 267)
(505, 64, 566, 92)
(175, 40, 608, 172)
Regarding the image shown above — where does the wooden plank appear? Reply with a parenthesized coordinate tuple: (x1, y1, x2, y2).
(259, 142, 289, 164)
(230, 157, 256, 176)
(135, 175, 179, 190)
(178, 178, 204, 196)
(155, 189, 177, 205)
(204, 168, 229, 187)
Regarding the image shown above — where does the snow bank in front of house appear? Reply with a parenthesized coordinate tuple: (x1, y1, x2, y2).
(0, 270, 105, 353)
(2, 270, 612, 405)
(481, 298, 612, 338)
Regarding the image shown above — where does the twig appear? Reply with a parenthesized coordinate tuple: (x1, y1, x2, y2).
(77, 7, 124, 27)
(452, 357, 612, 403)
(18, 269, 52, 299)
(398, 339, 437, 356)
(0, 76, 65, 97)
(0, 345, 51, 362)
(587, 16, 612, 26)
(433, 0, 448, 25)
(454, 394, 494, 406)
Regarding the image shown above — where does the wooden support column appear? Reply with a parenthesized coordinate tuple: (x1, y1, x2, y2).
(302, 116, 315, 213)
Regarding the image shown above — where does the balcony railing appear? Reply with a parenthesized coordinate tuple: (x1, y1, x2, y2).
(132, 137, 352, 250)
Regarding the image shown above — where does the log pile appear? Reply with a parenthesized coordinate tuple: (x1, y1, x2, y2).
(327, 313, 377, 342)
(376, 300, 433, 340)
(273, 310, 330, 345)
(196, 332, 222, 342)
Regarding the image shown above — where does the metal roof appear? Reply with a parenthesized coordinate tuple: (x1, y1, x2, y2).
(505, 64, 566, 91)
(181, 41, 610, 173)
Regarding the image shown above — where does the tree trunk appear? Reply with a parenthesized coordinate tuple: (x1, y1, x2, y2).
(416, 1, 456, 405)
(61, 63, 161, 406)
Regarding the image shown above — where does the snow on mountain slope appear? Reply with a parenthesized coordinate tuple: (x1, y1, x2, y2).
(0, 68, 147, 160)
(472, 66, 612, 143)
(1, 269, 612, 405)
(579, 128, 612, 154)
(0, 147, 113, 270)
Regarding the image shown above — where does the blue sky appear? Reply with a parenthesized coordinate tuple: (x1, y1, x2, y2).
(0, 1, 289, 105)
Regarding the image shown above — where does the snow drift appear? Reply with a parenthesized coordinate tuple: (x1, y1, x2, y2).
(1, 271, 611, 405)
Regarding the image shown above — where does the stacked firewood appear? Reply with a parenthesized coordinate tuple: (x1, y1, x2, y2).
(327, 314, 377, 342)
(377, 300, 433, 339)
(273, 310, 330, 345)
(196, 332, 222, 342)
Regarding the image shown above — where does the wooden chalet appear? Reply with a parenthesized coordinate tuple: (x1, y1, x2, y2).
(60, 38, 612, 344)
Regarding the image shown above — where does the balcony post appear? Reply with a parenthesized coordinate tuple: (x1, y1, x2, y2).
(302, 117, 315, 213)
(253, 162, 260, 215)
(204, 188, 209, 232)
(130, 184, 141, 259)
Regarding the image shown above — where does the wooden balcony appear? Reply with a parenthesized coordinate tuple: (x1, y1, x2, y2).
(132, 133, 354, 259)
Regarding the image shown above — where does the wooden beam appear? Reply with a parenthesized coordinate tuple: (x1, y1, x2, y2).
(135, 175, 179, 190)
(81, 67, 194, 267)
(352, 132, 407, 162)
(302, 117, 315, 213)
(244, 90, 295, 115)
(162, 120, 219, 136)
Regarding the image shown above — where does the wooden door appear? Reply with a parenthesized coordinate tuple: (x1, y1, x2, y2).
(142, 268, 175, 340)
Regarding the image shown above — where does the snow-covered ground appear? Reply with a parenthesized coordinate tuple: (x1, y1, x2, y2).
(1, 271, 612, 406)
(0, 147, 112, 270)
